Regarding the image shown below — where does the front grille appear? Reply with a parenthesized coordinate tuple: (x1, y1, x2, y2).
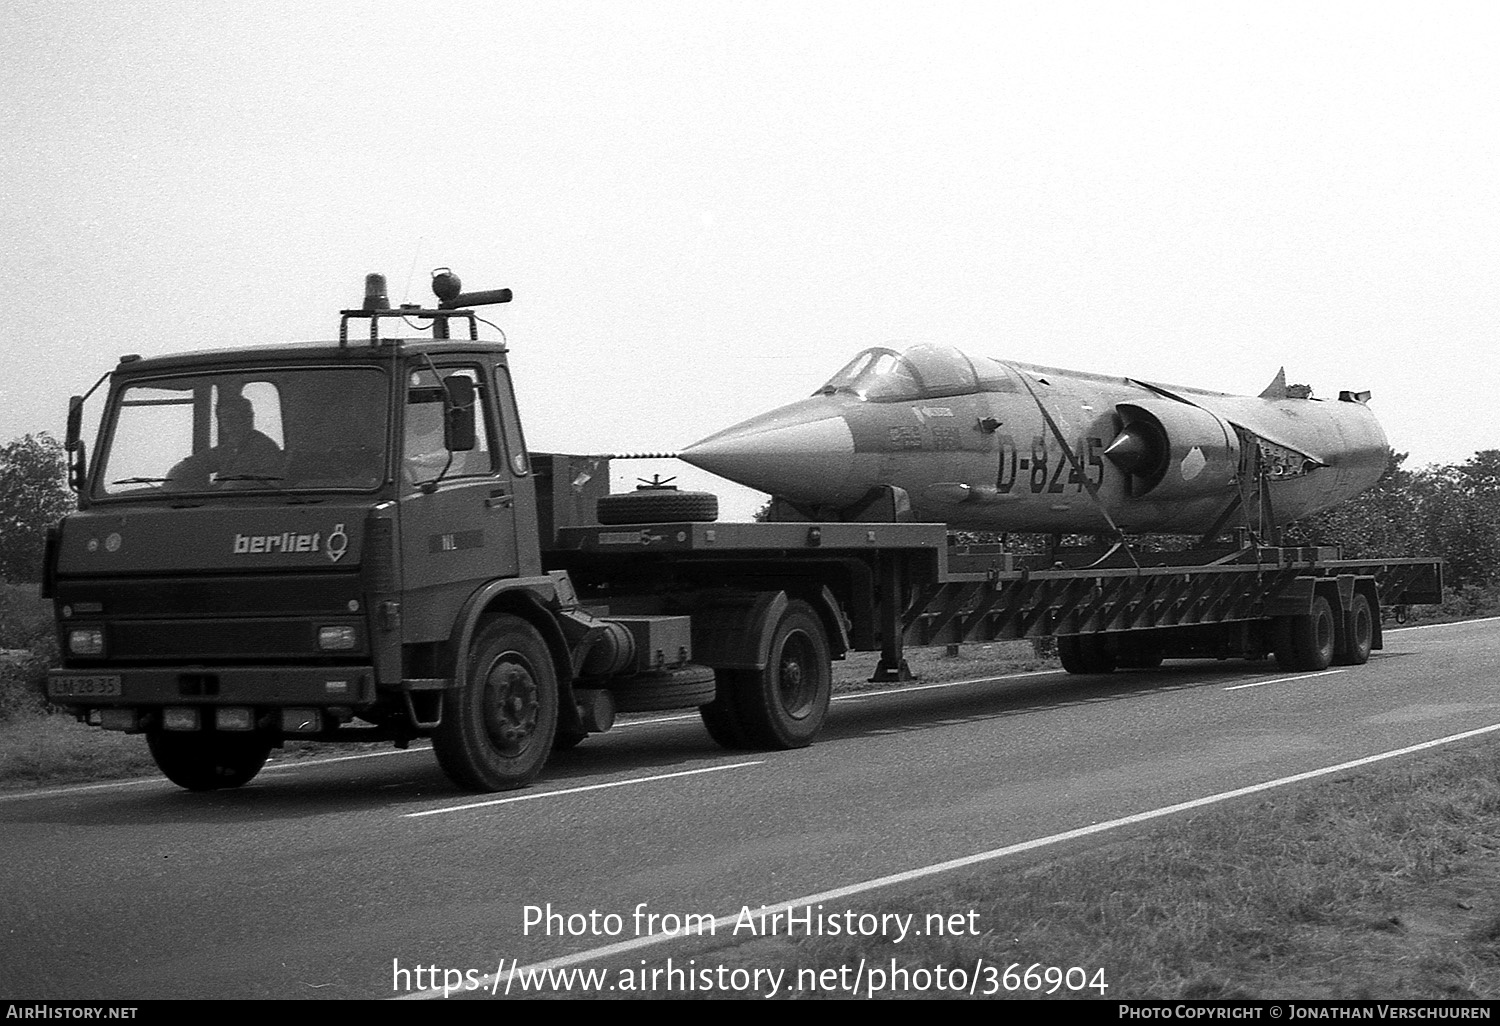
(108, 619, 320, 660)
(59, 573, 361, 618)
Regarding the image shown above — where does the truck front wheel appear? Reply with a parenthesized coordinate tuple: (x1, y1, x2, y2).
(146, 731, 272, 791)
(433, 614, 559, 791)
(732, 601, 831, 749)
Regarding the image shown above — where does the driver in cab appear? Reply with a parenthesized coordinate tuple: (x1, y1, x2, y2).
(165, 393, 284, 490)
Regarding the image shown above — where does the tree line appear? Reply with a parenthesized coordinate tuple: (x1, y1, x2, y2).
(0, 434, 73, 585)
(1281, 450, 1500, 591)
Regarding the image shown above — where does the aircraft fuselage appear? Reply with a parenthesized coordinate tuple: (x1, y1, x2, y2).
(679, 344, 1388, 536)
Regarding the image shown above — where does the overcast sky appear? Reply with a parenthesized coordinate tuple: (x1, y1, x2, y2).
(3, 0, 1496, 518)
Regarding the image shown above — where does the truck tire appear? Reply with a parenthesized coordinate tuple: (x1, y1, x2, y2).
(1057, 635, 1116, 674)
(700, 673, 753, 749)
(1334, 592, 1374, 666)
(1276, 595, 1336, 671)
(596, 490, 718, 525)
(609, 665, 718, 712)
(433, 614, 558, 791)
(146, 731, 272, 791)
(732, 600, 831, 749)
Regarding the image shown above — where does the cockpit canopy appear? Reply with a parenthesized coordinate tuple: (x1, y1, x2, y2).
(815, 343, 1016, 402)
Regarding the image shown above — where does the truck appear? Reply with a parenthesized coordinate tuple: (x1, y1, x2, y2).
(43, 272, 1445, 792)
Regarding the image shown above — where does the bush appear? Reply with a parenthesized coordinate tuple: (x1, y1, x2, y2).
(1433, 584, 1500, 622)
(0, 582, 55, 722)
(0, 649, 51, 722)
(0, 581, 51, 649)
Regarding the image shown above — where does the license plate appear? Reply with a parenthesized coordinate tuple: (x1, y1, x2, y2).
(50, 674, 123, 698)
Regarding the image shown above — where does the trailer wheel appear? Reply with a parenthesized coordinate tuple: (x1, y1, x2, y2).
(734, 601, 831, 748)
(1334, 592, 1374, 666)
(700, 672, 753, 750)
(1057, 635, 1116, 674)
(433, 614, 558, 791)
(596, 490, 719, 525)
(146, 731, 272, 791)
(1277, 595, 1337, 671)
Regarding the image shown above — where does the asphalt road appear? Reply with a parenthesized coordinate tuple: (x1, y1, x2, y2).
(3, 618, 1498, 1000)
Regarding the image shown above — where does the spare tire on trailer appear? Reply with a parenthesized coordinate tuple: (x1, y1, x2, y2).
(596, 488, 718, 525)
(608, 664, 719, 712)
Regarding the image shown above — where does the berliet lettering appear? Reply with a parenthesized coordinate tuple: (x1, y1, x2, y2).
(230, 523, 347, 561)
(233, 530, 321, 555)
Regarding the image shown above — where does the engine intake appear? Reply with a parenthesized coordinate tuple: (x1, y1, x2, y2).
(1106, 400, 1240, 500)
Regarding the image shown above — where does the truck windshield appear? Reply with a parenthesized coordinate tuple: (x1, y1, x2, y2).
(95, 367, 390, 498)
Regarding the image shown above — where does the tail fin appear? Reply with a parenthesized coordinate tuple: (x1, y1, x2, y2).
(1258, 367, 1287, 400)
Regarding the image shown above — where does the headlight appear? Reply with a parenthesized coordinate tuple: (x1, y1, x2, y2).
(68, 628, 104, 657)
(317, 625, 359, 651)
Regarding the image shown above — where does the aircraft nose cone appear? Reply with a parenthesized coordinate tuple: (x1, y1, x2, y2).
(680, 398, 860, 506)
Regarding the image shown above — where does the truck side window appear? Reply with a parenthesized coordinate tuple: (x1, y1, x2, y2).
(493, 364, 529, 476)
(404, 366, 495, 489)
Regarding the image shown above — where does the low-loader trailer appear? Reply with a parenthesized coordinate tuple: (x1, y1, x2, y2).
(44, 273, 1444, 792)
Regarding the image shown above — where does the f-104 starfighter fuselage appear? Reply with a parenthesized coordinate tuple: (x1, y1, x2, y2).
(679, 343, 1388, 536)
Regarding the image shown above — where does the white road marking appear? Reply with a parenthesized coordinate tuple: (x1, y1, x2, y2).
(0, 775, 170, 801)
(1223, 669, 1347, 691)
(264, 745, 431, 767)
(397, 720, 1500, 999)
(402, 761, 764, 819)
(1387, 614, 1500, 632)
(0, 744, 432, 802)
(836, 669, 1061, 702)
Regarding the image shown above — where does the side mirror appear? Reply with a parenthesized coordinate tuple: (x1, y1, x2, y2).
(66, 396, 83, 452)
(66, 396, 88, 494)
(443, 377, 477, 452)
(68, 441, 88, 494)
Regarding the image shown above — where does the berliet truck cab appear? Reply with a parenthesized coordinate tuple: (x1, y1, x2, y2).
(47, 271, 831, 794)
(45, 273, 570, 787)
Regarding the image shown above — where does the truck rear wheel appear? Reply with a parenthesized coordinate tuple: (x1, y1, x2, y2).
(1057, 635, 1116, 674)
(1274, 595, 1336, 671)
(1334, 592, 1374, 666)
(146, 731, 272, 791)
(433, 614, 558, 792)
(732, 600, 831, 749)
